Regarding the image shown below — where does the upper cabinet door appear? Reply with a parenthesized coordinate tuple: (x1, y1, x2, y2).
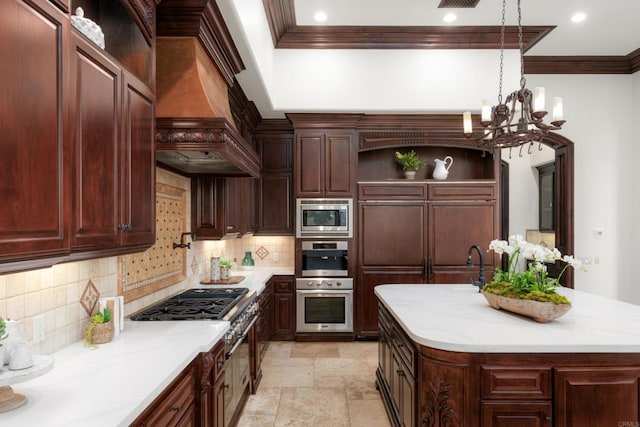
(295, 132, 324, 197)
(324, 132, 354, 196)
(295, 130, 355, 198)
(0, 0, 71, 262)
(70, 32, 121, 251)
(120, 72, 155, 248)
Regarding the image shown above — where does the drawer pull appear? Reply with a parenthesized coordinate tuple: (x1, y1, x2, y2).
(170, 405, 181, 412)
(396, 369, 405, 377)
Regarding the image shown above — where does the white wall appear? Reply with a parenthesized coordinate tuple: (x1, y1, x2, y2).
(523, 74, 635, 302)
(628, 71, 640, 304)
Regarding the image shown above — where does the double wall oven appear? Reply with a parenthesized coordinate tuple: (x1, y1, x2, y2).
(297, 237, 353, 333)
(130, 287, 257, 427)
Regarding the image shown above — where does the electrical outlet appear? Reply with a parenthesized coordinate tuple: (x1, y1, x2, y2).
(593, 256, 600, 265)
(273, 252, 280, 262)
(33, 314, 45, 343)
(593, 228, 604, 239)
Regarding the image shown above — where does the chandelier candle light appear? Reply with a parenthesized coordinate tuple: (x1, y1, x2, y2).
(462, 0, 565, 153)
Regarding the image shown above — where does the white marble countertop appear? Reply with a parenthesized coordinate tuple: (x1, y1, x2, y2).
(195, 267, 294, 296)
(375, 284, 640, 353)
(0, 267, 293, 426)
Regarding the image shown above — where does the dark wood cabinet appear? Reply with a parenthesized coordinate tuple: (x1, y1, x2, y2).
(251, 279, 273, 393)
(192, 177, 255, 240)
(554, 367, 640, 427)
(132, 361, 197, 427)
(294, 130, 355, 197)
(1, 0, 156, 271)
(271, 275, 295, 340)
(377, 303, 416, 427)
(0, 0, 71, 266)
(255, 125, 294, 235)
(120, 72, 156, 247)
(198, 340, 226, 427)
(427, 200, 497, 283)
(70, 35, 155, 252)
(356, 182, 498, 336)
(70, 32, 121, 251)
(481, 402, 552, 427)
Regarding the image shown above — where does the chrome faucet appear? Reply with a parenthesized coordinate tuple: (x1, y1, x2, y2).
(467, 244, 486, 292)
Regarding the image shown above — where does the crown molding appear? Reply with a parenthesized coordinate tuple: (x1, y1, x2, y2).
(261, 0, 640, 74)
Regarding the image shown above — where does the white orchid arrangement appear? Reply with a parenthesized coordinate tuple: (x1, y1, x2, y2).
(485, 235, 585, 304)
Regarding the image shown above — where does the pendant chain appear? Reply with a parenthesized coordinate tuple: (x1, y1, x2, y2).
(518, 0, 526, 89)
(498, 0, 506, 104)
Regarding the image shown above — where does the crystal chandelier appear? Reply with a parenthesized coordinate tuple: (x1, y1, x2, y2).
(462, 0, 565, 152)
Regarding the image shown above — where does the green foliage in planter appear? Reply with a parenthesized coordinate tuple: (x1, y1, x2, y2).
(395, 150, 426, 171)
(220, 259, 233, 268)
(484, 281, 571, 305)
(84, 307, 112, 348)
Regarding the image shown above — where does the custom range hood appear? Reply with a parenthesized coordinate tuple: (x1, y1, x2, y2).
(155, 0, 260, 177)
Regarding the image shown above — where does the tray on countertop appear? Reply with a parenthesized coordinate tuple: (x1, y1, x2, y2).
(200, 276, 245, 285)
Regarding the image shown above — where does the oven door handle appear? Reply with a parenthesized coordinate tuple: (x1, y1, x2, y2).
(225, 316, 258, 359)
(296, 290, 353, 296)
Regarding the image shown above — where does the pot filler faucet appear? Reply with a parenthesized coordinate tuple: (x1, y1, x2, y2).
(467, 244, 486, 292)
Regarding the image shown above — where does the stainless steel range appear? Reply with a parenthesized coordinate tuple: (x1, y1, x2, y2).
(130, 287, 258, 427)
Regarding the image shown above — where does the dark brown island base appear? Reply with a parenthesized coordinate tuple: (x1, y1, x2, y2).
(375, 284, 640, 427)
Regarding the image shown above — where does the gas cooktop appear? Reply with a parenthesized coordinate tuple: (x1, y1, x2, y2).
(130, 288, 252, 321)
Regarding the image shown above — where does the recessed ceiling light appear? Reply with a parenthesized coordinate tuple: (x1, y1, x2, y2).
(571, 12, 586, 23)
(314, 11, 327, 23)
(443, 13, 457, 23)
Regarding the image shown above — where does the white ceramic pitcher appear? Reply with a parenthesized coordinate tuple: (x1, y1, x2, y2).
(433, 156, 454, 180)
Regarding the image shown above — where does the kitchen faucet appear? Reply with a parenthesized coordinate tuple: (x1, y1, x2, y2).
(467, 244, 486, 292)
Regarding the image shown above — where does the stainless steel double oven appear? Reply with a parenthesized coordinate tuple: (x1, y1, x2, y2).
(296, 240, 353, 333)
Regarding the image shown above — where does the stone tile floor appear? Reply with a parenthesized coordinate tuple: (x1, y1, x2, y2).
(238, 341, 391, 427)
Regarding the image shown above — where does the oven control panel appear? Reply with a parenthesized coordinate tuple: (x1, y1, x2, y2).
(295, 278, 353, 290)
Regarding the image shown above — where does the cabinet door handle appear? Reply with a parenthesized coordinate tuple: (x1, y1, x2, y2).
(428, 259, 434, 281)
(423, 259, 428, 279)
(117, 223, 125, 230)
(170, 405, 181, 412)
(396, 369, 405, 377)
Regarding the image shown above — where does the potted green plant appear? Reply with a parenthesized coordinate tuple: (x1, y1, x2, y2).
(395, 150, 426, 179)
(220, 258, 233, 280)
(84, 307, 114, 348)
(483, 235, 585, 322)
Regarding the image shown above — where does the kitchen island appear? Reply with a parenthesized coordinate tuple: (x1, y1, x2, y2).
(375, 284, 640, 427)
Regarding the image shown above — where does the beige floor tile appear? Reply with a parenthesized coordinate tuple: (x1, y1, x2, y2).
(260, 365, 314, 387)
(336, 342, 368, 358)
(313, 375, 346, 388)
(275, 387, 350, 427)
(315, 357, 372, 377)
(262, 356, 315, 368)
(239, 340, 390, 427)
(242, 387, 282, 416)
(344, 375, 380, 401)
(290, 342, 340, 358)
(237, 413, 277, 427)
(348, 399, 392, 427)
(263, 341, 293, 359)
